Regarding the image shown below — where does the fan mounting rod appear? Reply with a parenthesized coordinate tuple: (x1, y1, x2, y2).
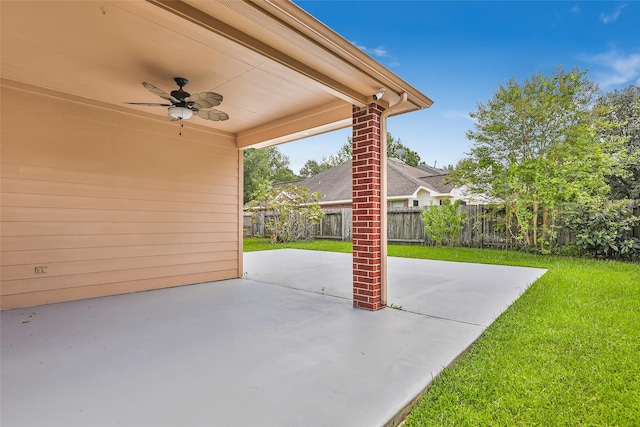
(174, 77, 188, 89)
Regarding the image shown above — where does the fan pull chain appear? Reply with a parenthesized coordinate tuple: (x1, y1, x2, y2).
(179, 118, 184, 136)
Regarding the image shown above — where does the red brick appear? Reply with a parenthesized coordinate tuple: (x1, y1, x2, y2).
(353, 294, 370, 303)
(355, 289, 380, 297)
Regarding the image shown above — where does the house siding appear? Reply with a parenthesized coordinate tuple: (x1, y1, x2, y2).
(1, 83, 240, 309)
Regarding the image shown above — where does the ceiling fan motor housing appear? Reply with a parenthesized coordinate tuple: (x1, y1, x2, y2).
(171, 77, 191, 104)
(125, 77, 228, 122)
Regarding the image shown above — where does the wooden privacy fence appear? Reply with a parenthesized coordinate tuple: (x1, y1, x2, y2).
(244, 200, 640, 247)
(311, 207, 519, 248)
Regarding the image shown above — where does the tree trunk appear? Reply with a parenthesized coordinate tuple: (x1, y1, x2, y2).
(532, 202, 538, 249)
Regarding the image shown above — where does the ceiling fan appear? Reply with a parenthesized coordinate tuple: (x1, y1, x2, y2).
(125, 77, 229, 122)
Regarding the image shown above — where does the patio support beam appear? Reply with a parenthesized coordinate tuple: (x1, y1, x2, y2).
(352, 103, 385, 311)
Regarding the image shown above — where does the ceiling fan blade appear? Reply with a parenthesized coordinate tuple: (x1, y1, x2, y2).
(197, 109, 229, 121)
(142, 82, 179, 103)
(167, 113, 181, 121)
(186, 92, 223, 109)
(124, 102, 172, 106)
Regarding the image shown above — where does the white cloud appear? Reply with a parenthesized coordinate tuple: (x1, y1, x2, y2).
(443, 110, 476, 123)
(371, 47, 388, 57)
(352, 42, 400, 67)
(600, 4, 626, 24)
(582, 49, 640, 87)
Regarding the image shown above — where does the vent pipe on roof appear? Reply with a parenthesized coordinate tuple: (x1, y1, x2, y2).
(380, 91, 408, 306)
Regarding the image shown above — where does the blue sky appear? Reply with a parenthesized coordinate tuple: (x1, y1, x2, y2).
(279, 1, 640, 174)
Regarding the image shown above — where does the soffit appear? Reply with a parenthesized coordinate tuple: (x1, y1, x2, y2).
(1, 0, 432, 147)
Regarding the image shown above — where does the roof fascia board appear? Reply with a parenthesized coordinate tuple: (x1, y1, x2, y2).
(253, 0, 434, 110)
(147, 0, 368, 107)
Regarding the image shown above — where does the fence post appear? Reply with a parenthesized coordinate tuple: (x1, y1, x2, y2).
(340, 208, 347, 241)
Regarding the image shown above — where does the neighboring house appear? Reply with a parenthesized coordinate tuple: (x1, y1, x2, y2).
(291, 158, 467, 209)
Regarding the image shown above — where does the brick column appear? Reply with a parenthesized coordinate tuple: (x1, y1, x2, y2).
(352, 103, 385, 311)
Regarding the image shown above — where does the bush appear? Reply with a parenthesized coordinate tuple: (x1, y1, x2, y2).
(563, 201, 640, 260)
(421, 199, 467, 246)
(246, 183, 324, 243)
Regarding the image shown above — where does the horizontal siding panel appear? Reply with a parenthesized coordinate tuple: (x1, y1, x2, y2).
(0, 233, 237, 251)
(0, 222, 19, 237)
(13, 114, 238, 159)
(1, 163, 20, 178)
(2, 259, 238, 295)
(1, 242, 236, 266)
(4, 221, 237, 236)
(1, 193, 19, 206)
(6, 163, 239, 194)
(2, 118, 238, 185)
(3, 251, 237, 281)
(1, 207, 237, 224)
(2, 178, 238, 201)
(2, 134, 239, 185)
(1, 193, 237, 214)
(0, 270, 237, 310)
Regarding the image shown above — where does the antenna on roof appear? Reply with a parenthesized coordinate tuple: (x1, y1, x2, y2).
(434, 160, 437, 168)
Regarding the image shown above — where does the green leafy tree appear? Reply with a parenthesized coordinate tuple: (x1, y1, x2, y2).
(299, 159, 332, 178)
(597, 85, 640, 199)
(323, 140, 353, 167)
(243, 147, 298, 203)
(247, 183, 324, 243)
(387, 134, 421, 166)
(421, 199, 467, 246)
(268, 148, 298, 183)
(449, 68, 625, 251)
(243, 148, 270, 204)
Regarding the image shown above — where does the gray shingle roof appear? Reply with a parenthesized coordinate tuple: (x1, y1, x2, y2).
(416, 164, 447, 175)
(291, 158, 455, 203)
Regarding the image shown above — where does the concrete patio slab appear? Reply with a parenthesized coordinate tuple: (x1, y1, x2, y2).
(245, 249, 547, 326)
(1, 249, 546, 427)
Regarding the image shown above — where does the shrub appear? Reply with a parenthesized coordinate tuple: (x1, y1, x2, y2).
(563, 201, 640, 260)
(247, 183, 324, 243)
(421, 199, 467, 246)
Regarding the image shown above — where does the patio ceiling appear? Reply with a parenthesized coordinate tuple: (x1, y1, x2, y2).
(1, 0, 433, 149)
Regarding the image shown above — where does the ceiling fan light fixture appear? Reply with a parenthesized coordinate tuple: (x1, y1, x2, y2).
(168, 106, 193, 120)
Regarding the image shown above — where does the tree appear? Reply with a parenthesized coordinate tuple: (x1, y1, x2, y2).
(243, 147, 298, 203)
(246, 183, 324, 243)
(324, 140, 353, 167)
(299, 159, 331, 178)
(449, 68, 625, 251)
(596, 85, 640, 199)
(386, 134, 421, 166)
(268, 148, 298, 183)
(244, 148, 270, 204)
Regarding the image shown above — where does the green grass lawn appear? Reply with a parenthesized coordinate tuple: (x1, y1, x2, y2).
(244, 238, 640, 425)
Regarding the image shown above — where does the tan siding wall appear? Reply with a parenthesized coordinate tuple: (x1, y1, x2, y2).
(1, 83, 240, 309)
